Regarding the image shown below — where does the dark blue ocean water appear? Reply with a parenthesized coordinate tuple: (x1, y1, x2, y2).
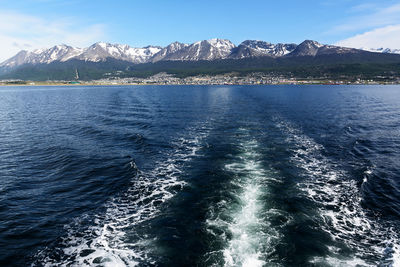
(0, 85, 400, 266)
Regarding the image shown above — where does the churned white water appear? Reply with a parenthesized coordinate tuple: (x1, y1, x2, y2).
(37, 123, 211, 266)
(206, 136, 283, 267)
(223, 162, 265, 267)
(276, 117, 400, 266)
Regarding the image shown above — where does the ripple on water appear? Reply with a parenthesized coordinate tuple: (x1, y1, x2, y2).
(33, 123, 211, 266)
(276, 118, 400, 266)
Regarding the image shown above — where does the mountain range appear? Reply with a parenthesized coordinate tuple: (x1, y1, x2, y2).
(1, 39, 400, 81)
(0, 39, 294, 69)
(363, 48, 400, 54)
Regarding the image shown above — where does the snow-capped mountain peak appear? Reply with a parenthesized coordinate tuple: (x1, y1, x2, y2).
(289, 40, 323, 56)
(77, 42, 162, 63)
(361, 47, 400, 54)
(0, 44, 84, 68)
(149, 38, 236, 62)
(0, 42, 163, 68)
(0, 50, 30, 68)
(2, 39, 394, 71)
(207, 38, 235, 50)
(239, 40, 297, 57)
(150, 42, 189, 62)
(180, 38, 236, 60)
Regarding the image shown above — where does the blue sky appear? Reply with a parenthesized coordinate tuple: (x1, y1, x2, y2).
(1, 0, 400, 61)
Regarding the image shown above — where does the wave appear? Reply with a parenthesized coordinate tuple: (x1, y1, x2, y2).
(33, 123, 211, 266)
(275, 118, 400, 266)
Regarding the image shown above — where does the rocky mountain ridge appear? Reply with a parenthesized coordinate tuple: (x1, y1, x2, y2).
(1, 39, 400, 74)
(0, 39, 375, 69)
(363, 47, 400, 54)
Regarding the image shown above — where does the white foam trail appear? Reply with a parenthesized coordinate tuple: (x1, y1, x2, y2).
(310, 256, 372, 267)
(206, 137, 283, 267)
(37, 123, 211, 266)
(224, 162, 265, 267)
(275, 118, 400, 266)
(391, 243, 400, 266)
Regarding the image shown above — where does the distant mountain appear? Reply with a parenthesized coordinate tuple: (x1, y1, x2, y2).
(1, 39, 389, 71)
(362, 48, 400, 54)
(0, 42, 162, 70)
(288, 40, 323, 56)
(1, 38, 400, 81)
(287, 40, 359, 57)
(232, 40, 297, 58)
(1, 45, 83, 69)
(150, 42, 189, 62)
(0, 38, 295, 70)
(76, 42, 162, 63)
(154, 39, 235, 61)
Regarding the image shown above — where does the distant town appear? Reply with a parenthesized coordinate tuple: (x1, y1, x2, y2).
(1, 72, 400, 86)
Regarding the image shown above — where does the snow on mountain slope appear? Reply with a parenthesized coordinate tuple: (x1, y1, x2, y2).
(2, 39, 393, 70)
(0, 43, 162, 68)
(288, 40, 324, 56)
(77, 42, 161, 63)
(150, 42, 189, 62)
(230, 40, 297, 58)
(0, 45, 83, 68)
(240, 40, 297, 56)
(287, 40, 359, 57)
(362, 48, 400, 54)
(157, 39, 236, 61)
(0, 39, 236, 69)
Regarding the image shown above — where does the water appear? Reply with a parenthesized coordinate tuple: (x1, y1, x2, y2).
(0, 85, 400, 266)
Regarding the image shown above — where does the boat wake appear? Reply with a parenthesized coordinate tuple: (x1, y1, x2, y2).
(205, 129, 285, 267)
(276, 118, 400, 266)
(34, 123, 211, 266)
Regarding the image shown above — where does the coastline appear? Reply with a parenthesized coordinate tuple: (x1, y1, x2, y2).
(3, 72, 399, 87)
(2, 72, 399, 87)
(1, 81, 399, 86)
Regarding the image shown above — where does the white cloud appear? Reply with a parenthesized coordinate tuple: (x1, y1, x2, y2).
(0, 11, 107, 62)
(336, 24, 400, 49)
(329, 3, 400, 34)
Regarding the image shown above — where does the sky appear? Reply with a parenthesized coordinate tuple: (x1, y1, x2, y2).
(1, 0, 400, 61)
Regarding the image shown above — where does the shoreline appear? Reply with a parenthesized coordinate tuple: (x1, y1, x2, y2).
(1, 82, 399, 86)
(2, 72, 399, 86)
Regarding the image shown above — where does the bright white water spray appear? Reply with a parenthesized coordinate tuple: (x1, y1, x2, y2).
(208, 137, 281, 267)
